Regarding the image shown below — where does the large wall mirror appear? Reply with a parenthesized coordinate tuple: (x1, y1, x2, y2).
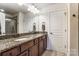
(0, 3, 47, 36)
(5, 16, 17, 34)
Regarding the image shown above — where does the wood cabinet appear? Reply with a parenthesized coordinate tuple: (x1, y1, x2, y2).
(38, 35, 47, 55)
(38, 39, 44, 55)
(1, 34, 47, 56)
(43, 39, 47, 50)
(29, 44, 38, 56)
(19, 40, 34, 56)
(29, 38, 38, 56)
(21, 41, 34, 52)
(1, 46, 20, 56)
(43, 35, 47, 51)
(0, 53, 1, 56)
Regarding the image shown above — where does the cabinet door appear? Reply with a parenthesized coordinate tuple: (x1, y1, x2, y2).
(29, 44, 38, 56)
(21, 41, 34, 52)
(43, 39, 47, 50)
(38, 40, 44, 55)
(19, 51, 28, 56)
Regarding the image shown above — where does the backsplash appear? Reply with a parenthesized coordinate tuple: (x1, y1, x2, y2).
(0, 31, 47, 40)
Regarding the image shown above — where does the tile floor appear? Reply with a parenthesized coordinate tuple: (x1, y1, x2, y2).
(42, 50, 66, 56)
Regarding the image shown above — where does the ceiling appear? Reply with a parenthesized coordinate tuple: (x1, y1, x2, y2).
(31, 3, 56, 9)
(0, 3, 56, 15)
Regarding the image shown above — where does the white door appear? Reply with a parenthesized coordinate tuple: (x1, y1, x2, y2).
(48, 11, 67, 53)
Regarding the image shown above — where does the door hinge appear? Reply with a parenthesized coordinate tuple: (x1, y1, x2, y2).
(64, 12, 66, 16)
(65, 29, 67, 32)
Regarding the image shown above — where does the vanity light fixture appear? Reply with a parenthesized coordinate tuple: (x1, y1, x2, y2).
(26, 4, 40, 14)
(17, 3, 40, 14)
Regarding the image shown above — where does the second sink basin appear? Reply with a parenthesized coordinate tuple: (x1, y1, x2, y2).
(14, 35, 34, 42)
(14, 38, 27, 41)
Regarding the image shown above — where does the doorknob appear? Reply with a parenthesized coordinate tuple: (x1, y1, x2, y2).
(50, 32, 53, 35)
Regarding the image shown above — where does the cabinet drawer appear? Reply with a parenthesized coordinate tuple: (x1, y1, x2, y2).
(21, 41, 34, 52)
(1, 46, 20, 56)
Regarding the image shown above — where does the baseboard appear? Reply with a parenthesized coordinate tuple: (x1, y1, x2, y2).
(70, 49, 78, 56)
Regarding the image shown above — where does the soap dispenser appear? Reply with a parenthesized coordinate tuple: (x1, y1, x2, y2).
(42, 22, 45, 32)
(33, 23, 36, 33)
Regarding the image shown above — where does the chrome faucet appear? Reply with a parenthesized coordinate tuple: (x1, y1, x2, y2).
(33, 23, 36, 33)
(42, 22, 45, 32)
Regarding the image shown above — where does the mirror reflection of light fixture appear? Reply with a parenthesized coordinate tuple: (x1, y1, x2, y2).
(0, 9, 5, 12)
(5, 19, 11, 21)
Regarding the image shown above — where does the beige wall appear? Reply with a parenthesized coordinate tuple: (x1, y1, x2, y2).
(68, 3, 78, 56)
(0, 12, 5, 34)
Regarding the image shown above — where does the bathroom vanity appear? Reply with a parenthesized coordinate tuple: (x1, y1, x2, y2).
(0, 33, 47, 56)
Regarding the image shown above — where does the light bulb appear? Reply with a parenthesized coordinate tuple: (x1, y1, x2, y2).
(0, 9, 5, 12)
(17, 2, 24, 6)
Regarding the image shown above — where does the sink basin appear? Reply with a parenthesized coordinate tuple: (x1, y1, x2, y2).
(14, 38, 27, 41)
(14, 35, 34, 42)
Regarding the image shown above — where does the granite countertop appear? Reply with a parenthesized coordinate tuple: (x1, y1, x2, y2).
(0, 33, 46, 53)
